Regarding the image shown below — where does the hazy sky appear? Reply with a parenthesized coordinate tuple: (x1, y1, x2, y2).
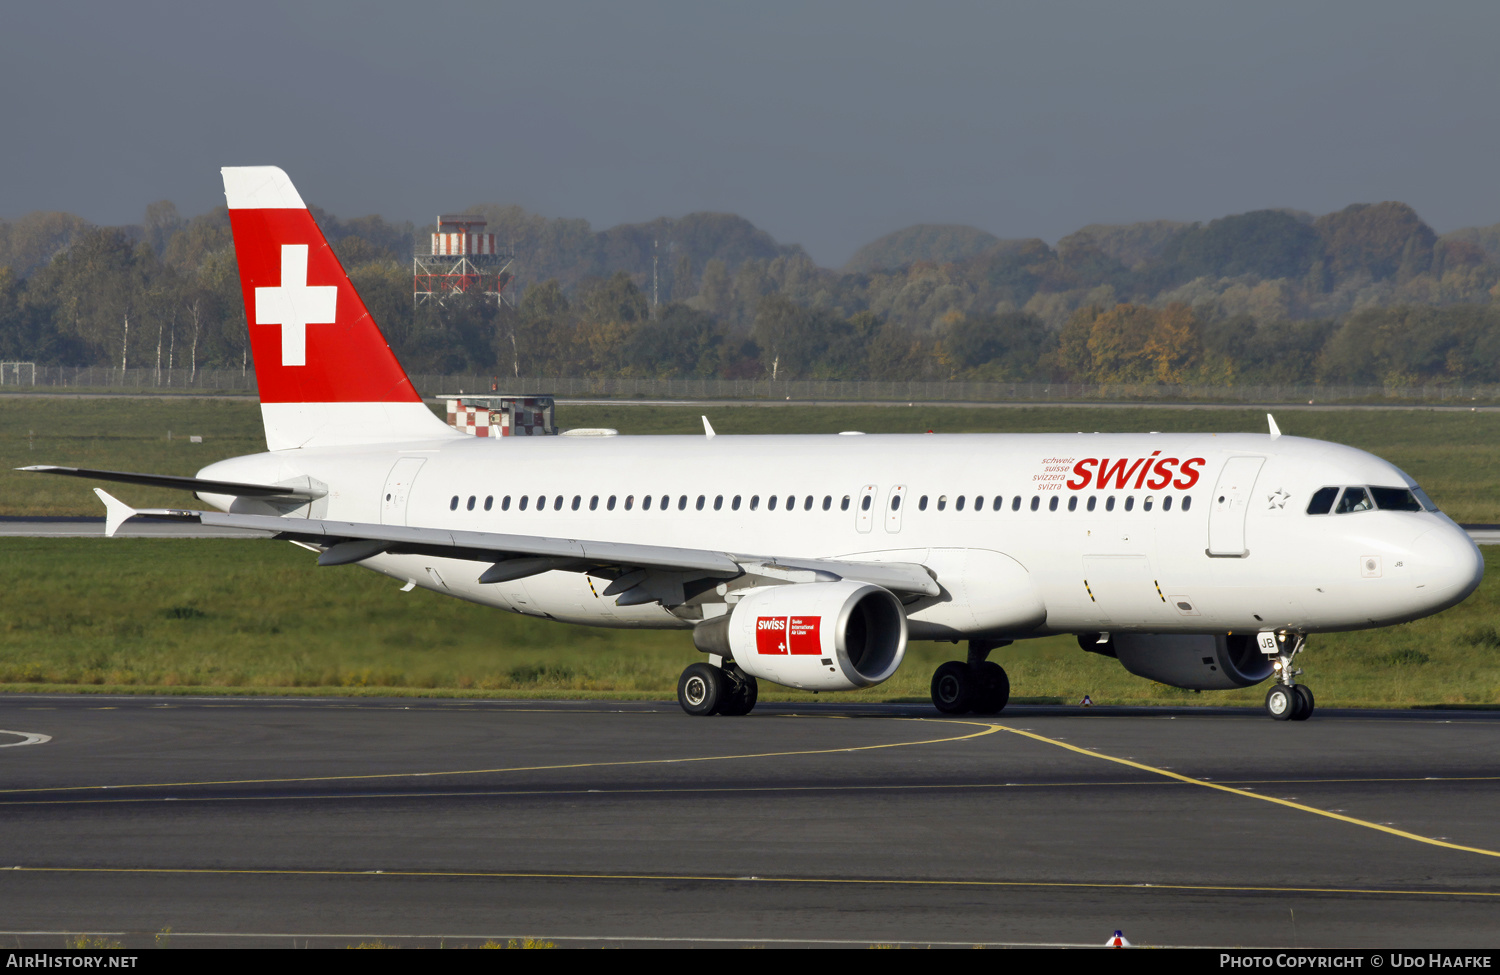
(4, 1, 1498, 265)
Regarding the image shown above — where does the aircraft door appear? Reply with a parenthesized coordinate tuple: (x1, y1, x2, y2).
(1207, 456, 1264, 556)
(856, 484, 879, 533)
(884, 485, 907, 533)
(381, 457, 426, 526)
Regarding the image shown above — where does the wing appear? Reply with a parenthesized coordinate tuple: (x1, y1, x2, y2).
(92, 490, 940, 607)
(20, 465, 326, 501)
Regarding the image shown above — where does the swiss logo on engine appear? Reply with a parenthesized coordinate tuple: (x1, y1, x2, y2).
(755, 616, 822, 655)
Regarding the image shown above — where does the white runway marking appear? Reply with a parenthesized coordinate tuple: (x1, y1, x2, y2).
(0, 731, 51, 748)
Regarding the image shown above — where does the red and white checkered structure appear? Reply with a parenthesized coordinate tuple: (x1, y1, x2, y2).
(444, 395, 556, 438)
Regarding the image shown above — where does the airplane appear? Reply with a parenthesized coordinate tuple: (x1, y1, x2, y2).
(22, 167, 1485, 721)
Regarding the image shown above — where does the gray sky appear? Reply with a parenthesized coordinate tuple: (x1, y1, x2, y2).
(4, 1, 1498, 266)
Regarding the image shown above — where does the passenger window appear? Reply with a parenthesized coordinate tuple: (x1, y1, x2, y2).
(732, 495, 742, 511)
(697, 495, 706, 511)
(973, 496, 983, 510)
(992, 496, 1003, 511)
(625, 495, 635, 511)
(607, 495, 617, 511)
(1144, 496, 1154, 511)
(1183, 496, 1192, 511)
(555, 496, 563, 511)
(1335, 487, 1373, 513)
(1048, 496, 1059, 511)
(786, 495, 795, 511)
(750, 495, 760, 511)
(956, 496, 966, 511)
(462, 495, 472, 511)
(1162, 495, 1173, 511)
(861, 495, 872, 511)
(1067, 496, 1077, 512)
(919, 495, 929, 511)
(1125, 496, 1135, 511)
(1086, 496, 1096, 512)
(536, 495, 545, 510)
(1105, 496, 1115, 512)
(484, 495, 494, 511)
(804, 495, 813, 511)
(937, 496, 947, 511)
(1012, 496, 1021, 511)
(502, 496, 512, 511)
(519, 496, 528, 511)
(589, 495, 599, 511)
(714, 495, 723, 511)
(1306, 487, 1338, 515)
(841, 496, 851, 511)
(678, 495, 687, 511)
(1030, 496, 1039, 511)
(769, 495, 779, 511)
(643, 495, 654, 511)
(891, 494, 902, 511)
(822, 496, 831, 511)
(449, 496, 459, 511)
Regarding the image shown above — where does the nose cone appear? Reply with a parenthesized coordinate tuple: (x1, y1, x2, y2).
(1412, 526, 1485, 611)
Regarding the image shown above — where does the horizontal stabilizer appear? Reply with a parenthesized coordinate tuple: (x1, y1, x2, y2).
(20, 466, 327, 500)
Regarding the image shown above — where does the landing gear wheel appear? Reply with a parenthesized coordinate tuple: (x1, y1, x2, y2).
(678, 662, 726, 716)
(971, 661, 1011, 715)
(718, 670, 759, 716)
(931, 661, 974, 714)
(1291, 684, 1315, 721)
(1265, 684, 1296, 721)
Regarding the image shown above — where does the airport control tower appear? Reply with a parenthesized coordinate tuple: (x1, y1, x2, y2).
(413, 214, 515, 306)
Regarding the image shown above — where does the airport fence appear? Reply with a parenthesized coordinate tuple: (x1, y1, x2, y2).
(5, 365, 1500, 405)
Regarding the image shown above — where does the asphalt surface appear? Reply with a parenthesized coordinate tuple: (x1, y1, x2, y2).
(0, 696, 1496, 948)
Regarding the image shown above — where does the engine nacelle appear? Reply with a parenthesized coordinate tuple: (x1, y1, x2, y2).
(1090, 633, 1274, 691)
(719, 581, 907, 692)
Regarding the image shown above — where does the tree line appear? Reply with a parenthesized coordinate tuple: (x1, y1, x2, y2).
(2, 195, 1499, 387)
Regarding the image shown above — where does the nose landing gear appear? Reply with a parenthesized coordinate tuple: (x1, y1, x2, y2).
(1265, 633, 1314, 721)
(931, 640, 1011, 715)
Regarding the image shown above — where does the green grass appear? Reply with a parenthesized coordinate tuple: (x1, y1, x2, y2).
(3, 399, 1497, 521)
(0, 538, 1495, 707)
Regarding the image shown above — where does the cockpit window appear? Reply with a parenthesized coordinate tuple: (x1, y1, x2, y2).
(1369, 486, 1423, 512)
(1306, 487, 1338, 515)
(1411, 486, 1439, 512)
(1334, 487, 1374, 514)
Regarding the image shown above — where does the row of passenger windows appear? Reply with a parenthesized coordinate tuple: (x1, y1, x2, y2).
(1306, 485, 1429, 515)
(448, 492, 1193, 514)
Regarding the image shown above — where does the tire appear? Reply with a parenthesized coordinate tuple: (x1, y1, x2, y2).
(971, 661, 1011, 715)
(678, 663, 726, 716)
(1292, 684, 1315, 721)
(931, 661, 974, 714)
(1265, 684, 1296, 721)
(718, 671, 759, 716)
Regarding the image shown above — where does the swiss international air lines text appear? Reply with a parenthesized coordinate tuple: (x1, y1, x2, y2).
(756, 617, 822, 655)
(1029, 452, 1208, 492)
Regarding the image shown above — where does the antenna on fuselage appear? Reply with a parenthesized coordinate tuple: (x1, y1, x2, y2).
(702, 416, 716, 439)
(1267, 414, 1282, 439)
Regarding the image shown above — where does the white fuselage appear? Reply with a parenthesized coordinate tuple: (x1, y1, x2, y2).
(198, 431, 1483, 641)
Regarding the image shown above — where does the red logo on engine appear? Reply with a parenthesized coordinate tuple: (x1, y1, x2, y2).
(756, 616, 822, 655)
(1064, 452, 1206, 491)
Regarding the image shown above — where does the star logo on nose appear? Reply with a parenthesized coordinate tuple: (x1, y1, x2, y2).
(1268, 488, 1290, 509)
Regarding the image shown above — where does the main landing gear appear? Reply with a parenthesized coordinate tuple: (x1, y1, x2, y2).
(1264, 633, 1314, 721)
(677, 659, 758, 716)
(930, 640, 1011, 715)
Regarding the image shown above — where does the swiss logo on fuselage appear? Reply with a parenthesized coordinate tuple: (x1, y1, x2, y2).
(755, 616, 822, 655)
(1034, 452, 1206, 492)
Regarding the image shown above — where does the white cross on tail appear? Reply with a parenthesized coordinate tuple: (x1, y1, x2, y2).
(255, 244, 337, 366)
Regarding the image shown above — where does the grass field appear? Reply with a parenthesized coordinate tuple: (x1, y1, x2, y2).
(2, 397, 1497, 522)
(0, 538, 1495, 708)
(1, 396, 1496, 707)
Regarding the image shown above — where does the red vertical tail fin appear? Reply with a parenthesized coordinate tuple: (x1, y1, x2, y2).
(222, 166, 455, 450)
